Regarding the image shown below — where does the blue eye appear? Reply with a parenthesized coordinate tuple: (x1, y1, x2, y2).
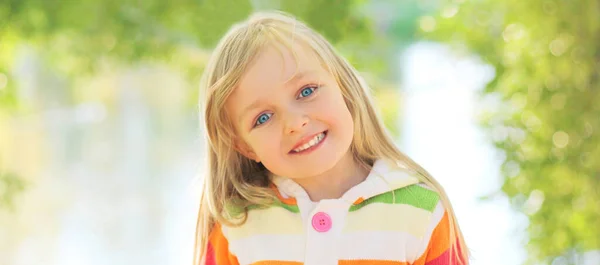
(298, 86, 316, 98)
(254, 113, 272, 126)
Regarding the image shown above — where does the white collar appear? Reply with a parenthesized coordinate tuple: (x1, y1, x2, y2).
(270, 159, 420, 204)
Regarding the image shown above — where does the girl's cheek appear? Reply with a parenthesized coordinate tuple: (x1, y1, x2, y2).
(257, 133, 276, 146)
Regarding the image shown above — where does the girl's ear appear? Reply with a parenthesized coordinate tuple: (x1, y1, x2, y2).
(234, 139, 260, 163)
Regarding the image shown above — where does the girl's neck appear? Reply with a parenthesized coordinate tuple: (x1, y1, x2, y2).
(293, 151, 370, 202)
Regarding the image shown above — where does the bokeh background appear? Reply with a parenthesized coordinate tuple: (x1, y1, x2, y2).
(0, 1, 598, 265)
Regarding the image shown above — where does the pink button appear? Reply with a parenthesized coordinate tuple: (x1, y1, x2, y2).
(312, 212, 332, 232)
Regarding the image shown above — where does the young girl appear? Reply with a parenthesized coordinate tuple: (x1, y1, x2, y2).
(195, 11, 468, 265)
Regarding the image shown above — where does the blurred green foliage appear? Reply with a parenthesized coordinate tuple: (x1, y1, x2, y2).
(0, 171, 25, 210)
(0, 0, 378, 108)
(426, 0, 600, 264)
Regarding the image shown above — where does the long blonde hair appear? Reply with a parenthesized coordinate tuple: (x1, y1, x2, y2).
(195, 10, 468, 265)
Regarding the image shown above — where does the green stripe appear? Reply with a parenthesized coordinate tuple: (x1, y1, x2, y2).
(349, 184, 439, 212)
(264, 200, 300, 213)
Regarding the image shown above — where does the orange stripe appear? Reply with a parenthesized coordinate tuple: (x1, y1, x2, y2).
(208, 223, 240, 265)
(426, 211, 450, 262)
(353, 197, 365, 205)
(339, 260, 409, 265)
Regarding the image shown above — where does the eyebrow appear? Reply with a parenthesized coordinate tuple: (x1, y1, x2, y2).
(237, 70, 320, 123)
(239, 100, 264, 123)
(285, 70, 317, 85)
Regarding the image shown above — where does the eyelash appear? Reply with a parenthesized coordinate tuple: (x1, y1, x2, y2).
(252, 84, 320, 128)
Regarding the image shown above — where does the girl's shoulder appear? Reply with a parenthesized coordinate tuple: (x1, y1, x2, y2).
(353, 181, 442, 215)
(353, 159, 443, 214)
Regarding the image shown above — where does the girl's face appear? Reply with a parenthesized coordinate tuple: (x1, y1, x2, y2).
(225, 44, 354, 180)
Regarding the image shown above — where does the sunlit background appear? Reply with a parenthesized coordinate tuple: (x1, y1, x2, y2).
(1, 1, 598, 265)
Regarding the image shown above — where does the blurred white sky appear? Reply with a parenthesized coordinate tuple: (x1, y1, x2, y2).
(399, 41, 527, 265)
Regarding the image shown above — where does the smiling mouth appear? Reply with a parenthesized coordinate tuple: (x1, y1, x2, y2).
(290, 131, 328, 154)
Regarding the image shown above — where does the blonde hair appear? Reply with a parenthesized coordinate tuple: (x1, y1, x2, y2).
(195, 10, 468, 265)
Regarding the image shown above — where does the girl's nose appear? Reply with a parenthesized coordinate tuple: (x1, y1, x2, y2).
(284, 110, 309, 134)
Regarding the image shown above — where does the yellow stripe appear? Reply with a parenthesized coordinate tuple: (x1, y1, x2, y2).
(223, 206, 303, 240)
(343, 203, 432, 238)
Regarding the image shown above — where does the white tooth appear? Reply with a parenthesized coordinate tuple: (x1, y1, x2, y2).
(293, 133, 326, 152)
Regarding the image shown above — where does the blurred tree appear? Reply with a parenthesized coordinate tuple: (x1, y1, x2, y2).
(426, 0, 600, 264)
(0, 0, 376, 106)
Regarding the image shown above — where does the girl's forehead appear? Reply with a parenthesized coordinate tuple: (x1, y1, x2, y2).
(239, 43, 324, 88)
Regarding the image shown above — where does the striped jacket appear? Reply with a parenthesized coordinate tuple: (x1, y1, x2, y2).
(206, 159, 460, 265)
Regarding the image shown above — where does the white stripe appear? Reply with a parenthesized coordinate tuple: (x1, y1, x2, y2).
(338, 231, 421, 261)
(413, 201, 446, 261)
(222, 206, 303, 240)
(227, 234, 305, 265)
